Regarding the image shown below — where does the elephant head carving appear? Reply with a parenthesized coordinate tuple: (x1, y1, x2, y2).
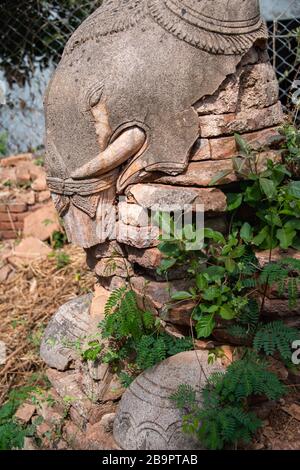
(44, 0, 268, 247)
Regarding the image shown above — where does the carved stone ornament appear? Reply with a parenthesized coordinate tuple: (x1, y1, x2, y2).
(44, 0, 268, 247)
(113, 350, 225, 450)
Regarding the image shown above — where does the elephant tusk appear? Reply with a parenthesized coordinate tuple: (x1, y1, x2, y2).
(71, 127, 146, 180)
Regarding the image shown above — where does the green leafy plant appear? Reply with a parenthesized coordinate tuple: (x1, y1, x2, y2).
(280, 124, 300, 177)
(158, 225, 258, 339)
(82, 340, 103, 362)
(49, 251, 70, 269)
(51, 230, 68, 250)
(157, 129, 300, 450)
(99, 288, 193, 380)
(171, 354, 285, 450)
(0, 386, 37, 450)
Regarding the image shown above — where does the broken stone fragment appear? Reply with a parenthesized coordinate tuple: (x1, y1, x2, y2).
(118, 201, 149, 227)
(209, 127, 282, 161)
(40, 294, 93, 371)
(31, 175, 48, 192)
(14, 403, 36, 424)
(113, 350, 225, 450)
(198, 102, 283, 138)
(93, 257, 133, 278)
(46, 369, 93, 422)
(8, 237, 51, 268)
(100, 413, 116, 433)
(155, 150, 281, 187)
(126, 246, 163, 270)
(116, 222, 159, 249)
(23, 202, 60, 241)
(131, 276, 191, 315)
(89, 285, 110, 318)
(0, 153, 33, 167)
(162, 301, 196, 326)
(125, 183, 227, 214)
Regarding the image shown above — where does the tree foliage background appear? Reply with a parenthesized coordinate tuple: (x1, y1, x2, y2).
(0, 1, 103, 86)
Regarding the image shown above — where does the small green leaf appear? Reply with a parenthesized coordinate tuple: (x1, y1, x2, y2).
(158, 241, 181, 257)
(195, 313, 215, 338)
(240, 222, 253, 242)
(225, 258, 236, 273)
(234, 133, 251, 155)
(264, 213, 282, 227)
(203, 266, 226, 281)
(203, 228, 225, 244)
(219, 305, 236, 320)
(252, 226, 269, 246)
(287, 181, 300, 199)
(202, 286, 221, 301)
(158, 258, 177, 273)
(259, 178, 277, 199)
(196, 274, 208, 291)
(227, 193, 243, 211)
(171, 291, 194, 301)
(276, 228, 296, 250)
(284, 219, 300, 230)
(230, 245, 246, 259)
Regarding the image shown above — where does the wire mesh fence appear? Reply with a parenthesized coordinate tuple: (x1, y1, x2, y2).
(267, 1, 300, 118)
(0, 0, 299, 155)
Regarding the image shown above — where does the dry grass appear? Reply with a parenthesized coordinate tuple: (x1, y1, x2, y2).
(0, 244, 95, 405)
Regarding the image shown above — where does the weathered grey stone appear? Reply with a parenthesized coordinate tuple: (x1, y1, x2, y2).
(116, 221, 159, 248)
(93, 257, 133, 278)
(190, 138, 211, 161)
(131, 276, 190, 314)
(126, 246, 163, 270)
(46, 369, 93, 420)
(125, 184, 227, 214)
(118, 201, 149, 227)
(40, 295, 94, 371)
(113, 350, 225, 450)
(196, 61, 278, 116)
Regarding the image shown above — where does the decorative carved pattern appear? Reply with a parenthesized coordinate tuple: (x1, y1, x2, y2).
(65, 0, 147, 56)
(65, 0, 267, 57)
(148, 0, 268, 55)
(47, 169, 118, 217)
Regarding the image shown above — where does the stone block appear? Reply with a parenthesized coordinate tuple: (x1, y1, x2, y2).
(125, 183, 227, 213)
(198, 102, 283, 138)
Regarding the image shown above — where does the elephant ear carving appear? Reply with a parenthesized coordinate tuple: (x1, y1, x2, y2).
(64, 0, 147, 56)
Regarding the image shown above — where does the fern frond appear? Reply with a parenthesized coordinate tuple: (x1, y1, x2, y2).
(104, 286, 127, 316)
(254, 321, 299, 360)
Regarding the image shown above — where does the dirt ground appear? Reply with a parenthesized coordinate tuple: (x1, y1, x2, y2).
(0, 241, 94, 405)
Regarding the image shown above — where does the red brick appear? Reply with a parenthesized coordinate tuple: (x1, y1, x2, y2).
(0, 221, 23, 230)
(0, 231, 17, 239)
(16, 212, 30, 221)
(0, 213, 18, 222)
(0, 203, 27, 213)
